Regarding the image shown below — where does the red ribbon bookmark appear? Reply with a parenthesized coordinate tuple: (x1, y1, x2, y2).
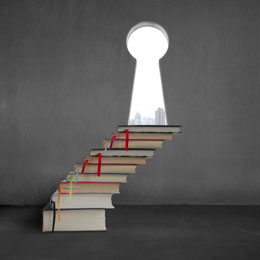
(81, 159, 89, 174)
(125, 129, 129, 151)
(97, 153, 102, 177)
(110, 135, 117, 149)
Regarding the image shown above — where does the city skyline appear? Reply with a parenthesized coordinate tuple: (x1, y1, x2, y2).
(128, 107, 167, 125)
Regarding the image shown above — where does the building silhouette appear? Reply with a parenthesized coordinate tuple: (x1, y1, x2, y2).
(155, 107, 166, 125)
(133, 112, 142, 125)
(142, 117, 155, 125)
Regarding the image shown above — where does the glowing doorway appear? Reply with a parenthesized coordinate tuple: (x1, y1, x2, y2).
(127, 22, 169, 125)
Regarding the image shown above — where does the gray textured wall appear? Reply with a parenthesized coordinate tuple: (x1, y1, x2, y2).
(0, 0, 260, 205)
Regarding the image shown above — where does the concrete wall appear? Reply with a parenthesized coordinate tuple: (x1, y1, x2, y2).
(0, 0, 260, 205)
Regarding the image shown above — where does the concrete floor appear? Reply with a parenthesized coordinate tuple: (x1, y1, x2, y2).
(1, 205, 260, 260)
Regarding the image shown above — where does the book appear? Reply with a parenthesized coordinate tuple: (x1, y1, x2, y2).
(73, 164, 136, 174)
(111, 132, 173, 140)
(90, 149, 155, 157)
(50, 190, 114, 209)
(83, 156, 147, 165)
(59, 181, 120, 194)
(42, 204, 106, 232)
(102, 139, 163, 149)
(67, 172, 128, 183)
(118, 125, 182, 133)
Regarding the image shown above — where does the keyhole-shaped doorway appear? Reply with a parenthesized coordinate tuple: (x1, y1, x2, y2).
(127, 22, 169, 125)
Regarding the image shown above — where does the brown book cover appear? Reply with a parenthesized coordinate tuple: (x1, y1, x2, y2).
(102, 139, 163, 149)
(73, 164, 136, 174)
(83, 156, 147, 165)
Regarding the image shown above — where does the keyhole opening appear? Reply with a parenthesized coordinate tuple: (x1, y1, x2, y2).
(127, 22, 169, 125)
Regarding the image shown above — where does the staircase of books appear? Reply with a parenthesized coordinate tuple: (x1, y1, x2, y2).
(42, 125, 181, 232)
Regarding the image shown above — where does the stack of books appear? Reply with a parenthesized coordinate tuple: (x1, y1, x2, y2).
(42, 125, 181, 232)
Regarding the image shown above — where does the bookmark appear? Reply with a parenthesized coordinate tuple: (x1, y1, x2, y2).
(125, 129, 129, 151)
(50, 201, 56, 232)
(57, 185, 61, 221)
(110, 135, 117, 149)
(81, 159, 89, 174)
(104, 141, 108, 151)
(97, 153, 102, 177)
(74, 166, 80, 182)
(69, 175, 73, 201)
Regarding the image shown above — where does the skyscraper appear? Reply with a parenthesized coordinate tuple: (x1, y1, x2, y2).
(134, 112, 142, 125)
(155, 107, 166, 125)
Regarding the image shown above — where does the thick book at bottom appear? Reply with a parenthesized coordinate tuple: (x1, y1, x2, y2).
(42, 204, 106, 232)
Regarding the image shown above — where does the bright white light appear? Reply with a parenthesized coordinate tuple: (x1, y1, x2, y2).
(127, 23, 169, 125)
